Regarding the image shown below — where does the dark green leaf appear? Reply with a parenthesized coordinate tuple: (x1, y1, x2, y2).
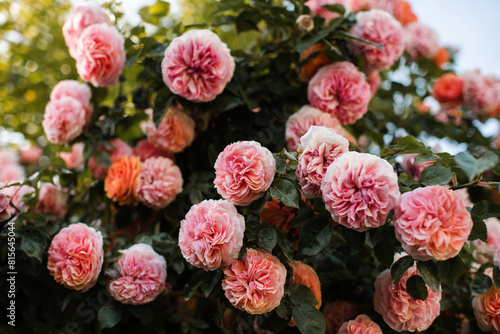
(374, 239, 395, 269)
(290, 284, 319, 307)
(292, 304, 326, 334)
(275, 298, 293, 320)
(418, 165, 455, 186)
(406, 275, 428, 301)
(201, 270, 222, 297)
(321, 4, 345, 15)
(94, 150, 112, 168)
(291, 207, 316, 229)
(455, 151, 499, 182)
(391, 255, 414, 284)
(469, 201, 500, 242)
(493, 267, 500, 289)
(340, 226, 365, 253)
(298, 216, 333, 256)
(294, 32, 329, 54)
(270, 178, 300, 209)
(277, 234, 295, 262)
(20, 230, 47, 262)
(98, 303, 122, 329)
(236, 10, 260, 32)
(258, 227, 277, 252)
(334, 30, 384, 51)
(437, 256, 466, 282)
(274, 153, 287, 175)
(470, 273, 493, 295)
(417, 261, 441, 292)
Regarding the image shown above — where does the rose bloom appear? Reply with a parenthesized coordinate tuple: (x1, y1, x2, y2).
(403, 22, 440, 60)
(75, 23, 125, 87)
(401, 153, 434, 180)
(433, 47, 450, 69)
(20, 146, 42, 164)
(143, 106, 196, 153)
(62, 4, 112, 57)
(59, 142, 85, 170)
(321, 151, 400, 232)
(260, 196, 297, 233)
(461, 70, 500, 117)
(43, 97, 87, 145)
(473, 218, 500, 264)
(108, 243, 167, 305)
(289, 261, 322, 326)
(161, 29, 235, 102)
(305, 0, 350, 24)
(472, 286, 500, 333)
(50, 80, 93, 125)
(132, 139, 173, 162)
(308, 62, 371, 125)
(296, 14, 315, 33)
(47, 223, 103, 292)
(179, 199, 245, 271)
(392, 0, 417, 26)
(374, 265, 442, 332)
(0, 148, 19, 166)
(298, 43, 331, 82)
(286, 105, 355, 152)
(296, 126, 349, 198)
(368, 70, 381, 97)
(394, 185, 473, 261)
(222, 248, 286, 314)
(348, 9, 404, 71)
(0, 192, 11, 221)
(322, 301, 359, 334)
(0, 163, 25, 183)
(432, 73, 464, 109)
(351, 0, 397, 12)
(214, 141, 276, 206)
(35, 183, 68, 220)
(137, 157, 183, 209)
(338, 314, 383, 334)
(2, 185, 35, 216)
(88, 139, 133, 179)
(104, 156, 142, 206)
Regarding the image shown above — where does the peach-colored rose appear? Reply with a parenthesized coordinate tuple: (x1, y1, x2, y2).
(308, 62, 371, 125)
(433, 47, 450, 69)
(348, 9, 404, 71)
(50, 80, 93, 125)
(260, 196, 297, 233)
(35, 183, 68, 220)
(432, 73, 464, 109)
(143, 106, 196, 153)
(321, 152, 400, 232)
(108, 243, 167, 305)
(296, 126, 349, 198)
(374, 265, 441, 332)
(132, 139, 173, 162)
(338, 314, 383, 334)
(0, 192, 11, 221)
(286, 105, 355, 152)
(462, 70, 500, 117)
(137, 157, 183, 209)
(473, 218, 500, 264)
(88, 139, 133, 179)
(351, 0, 397, 12)
(394, 185, 473, 261)
(104, 156, 142, 206)
(472, 286, 500, 333)
(392, 0, 417, 26)
(59, 143, 85, 170)
(298, 43, 331, 82)
(322, 301, 359, 334)
(222, 248, 286, 314)
(47, 223, 103, 292)
(401, 153, 434, 180)
(403, 22, 439, 60)
(75, 23, 125, 87)
(20, 146, 42, 164)
(62, 4, 113, 58)
(214, 141, 276, 206)
(289, 261, 322, 326)
(161, 29, 235, 102)
(305, 0, 350, 24)
(179, 199, 245, 271)
(43, 97, 87, 145)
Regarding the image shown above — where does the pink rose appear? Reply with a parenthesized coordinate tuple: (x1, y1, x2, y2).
(2, 185, 35, 216)
(88, 139, 132, 179)
(161, 29, 235, 102)
(368, 70, 381, 97)
(62, 4, 113, 58)
(47, 223, 103, 292)
(351, 0, 397, 12)
(214, 141, 276, 206)
(143, 106, 196, 153)
(338, 314, 383, 334)
(0, 163, 25, 183)
(179, 199, 245, 271)
(308, 62, 371, 125)
(132, 140, 173, 162)
(401, 153, 434, 180)
(296, 126, 349, 198)
(394, 185, 472, 261)
(472, 287, 500, 333)
(305, 0, 350, 24)
(222, 248, 286, 314)
(474, 218, 500, 264)
(108, 243, 167, 305)
(348, 9, 404, 71)
(374, 265, 442, 332)
(43, 97, 87, 145)
(461, 70, 500, 117)
(322, 301, 359, 334)
(0, 192, 11, 221)
(20, 146, 42, 164)
(403, 22, 439, 60)
(35, 183, 68, 220)
(137, 157, 183, 209)
(50, 80, 93, 125)
(285, 105, 355, 152)
(321, 151, 400, 232)
(0, 148, 19, 166)
(75, 23, 125, 87)
(59, 143, 85, 170)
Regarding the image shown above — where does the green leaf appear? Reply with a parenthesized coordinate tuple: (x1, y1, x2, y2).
(273, 153, 287, 175)
(290, 284, 319, 307)
(455, 151, 499, 182)
(298, 216, 333, 256)
(139, 0, 170, 25)
(374, 239, 395, 269)
(98, 303, 122, 329)
(294, 31, 329, 54)
(277, 234, 295, 262)
(292, 304, 326, 334)
(258, 226, 277, 252)
(469, 201, 500, 242)
(321, 4, 345, 16)
(418, 165, 455, 186)
(406, 275, 428, 301)
(270, 178, 300, 209)
(201, 270, 222, 297)
(20, 230, 47, 262)
(417, 261, 441, 292)
(340, 226, 365, 253)
(291, 207, 316, 229)
(493, 267, 500, 289)
(470, 273, 493, 295)
(94, 150, 112, 168)
(275, 298, 293, 320)
(334, 30, 384, 51)
(437, 256, 466, 283)
(236, 10, 260, 32)
(391, 255, 414, 284)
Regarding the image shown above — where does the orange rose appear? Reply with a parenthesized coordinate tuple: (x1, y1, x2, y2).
(104, 156, 142, 205)
(393, 0, 418, 26)
(433, 47, 450, 68)
(289, 261, 322, 326)
(298, 43, 331, 82)
(432, 73, 464, 109)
